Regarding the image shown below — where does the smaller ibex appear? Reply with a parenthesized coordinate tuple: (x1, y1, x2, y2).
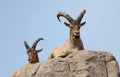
(48, 10, 86, 59)
(24, 38, 43, 63)
(11, 38, 43, 77)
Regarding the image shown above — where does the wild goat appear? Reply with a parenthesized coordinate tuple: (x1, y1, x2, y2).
(48, 10, 86, 59)
(24, 38, 43, 63)
(11, 38, 43, 77)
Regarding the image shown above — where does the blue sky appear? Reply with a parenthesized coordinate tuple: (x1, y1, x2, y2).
(0, 0, 120, 77)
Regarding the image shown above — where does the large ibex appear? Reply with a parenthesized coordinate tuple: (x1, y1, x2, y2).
(48, 10, 86, 59)
(11, 38, 43, 77)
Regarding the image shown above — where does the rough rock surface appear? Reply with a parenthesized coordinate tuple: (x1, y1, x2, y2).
(18, 50, 120, 77)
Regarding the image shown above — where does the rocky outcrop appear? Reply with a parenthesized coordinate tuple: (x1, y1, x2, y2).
(17, 50, 120, 77)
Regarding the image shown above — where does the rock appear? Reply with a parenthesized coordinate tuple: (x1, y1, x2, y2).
(17, 50, 120, 77)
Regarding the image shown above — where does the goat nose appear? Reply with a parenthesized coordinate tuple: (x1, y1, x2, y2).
(75, 31, 79, 34)
(28, 58, 30, 61)
(28, 57, 32, 61)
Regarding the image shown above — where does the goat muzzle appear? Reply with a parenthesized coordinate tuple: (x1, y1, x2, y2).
(73, 31, 80, 39)
(73, 34, 79, 39)
(28, 58, 33, 63)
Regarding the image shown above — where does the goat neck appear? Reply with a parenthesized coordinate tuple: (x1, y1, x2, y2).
(69, 29, 84, 50)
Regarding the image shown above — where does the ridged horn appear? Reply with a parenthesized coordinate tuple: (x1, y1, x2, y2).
(32, 38, 44, 49)
(24, 41, 30, 49)
(77, 10, 86, 23)
(57, 12, 73, 23)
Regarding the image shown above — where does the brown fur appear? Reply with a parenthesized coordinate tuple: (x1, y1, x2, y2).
(49, 10, 86, 59)
(11, 38, 43, 77)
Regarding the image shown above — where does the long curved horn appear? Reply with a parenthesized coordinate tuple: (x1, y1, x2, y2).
(24, 41, 30, 49)
(57, 12, 73, 23)
(32, 38, 44, 49)
(77, 10, 86, 23)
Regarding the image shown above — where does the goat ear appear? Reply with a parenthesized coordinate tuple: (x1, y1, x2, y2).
(64, 22, 71, 28)
(37, 48, 43, 53)
(81, 21, 86, 26)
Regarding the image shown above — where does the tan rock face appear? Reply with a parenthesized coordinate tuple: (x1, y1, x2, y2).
(16, 50, 120, 77)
